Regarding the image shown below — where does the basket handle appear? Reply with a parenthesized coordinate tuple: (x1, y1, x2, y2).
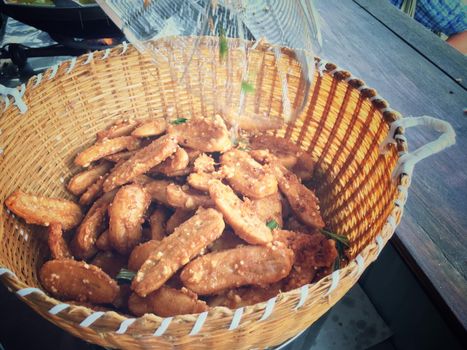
(380, 116, 456, 182)
(0, 84, 27, 114)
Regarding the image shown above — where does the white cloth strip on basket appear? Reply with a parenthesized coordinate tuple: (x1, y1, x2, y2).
(17, 287, 44, 297)
(0, 267, 15, 277)
(48, 303, 70, 315)
(153, 317, 172, 336)
(229, 307, 244, 330)
(324, 270, 340, 296)
(379, 116, 456, 181)
(259, 296, 277, 321)
(79, 311, 105, 327)
(189, 311, 208, 336)
(0, 84, 27, 113)
(295, 285, 309, 310)
(116, 318, 136, 334)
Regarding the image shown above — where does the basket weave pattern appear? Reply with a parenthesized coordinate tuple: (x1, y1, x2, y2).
(0, 38, 408, 349)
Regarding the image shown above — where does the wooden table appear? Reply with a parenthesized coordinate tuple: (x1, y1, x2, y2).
(316, 0, 467, 337)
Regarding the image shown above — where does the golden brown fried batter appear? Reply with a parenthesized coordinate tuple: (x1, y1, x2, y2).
(96, 119, 138, 140)
(71, 190, 116, 259)
(151, 147, 189, 176)
(67, 162, 112, 196)
(209, 283, 282, 308)
(273, 230, 338, 290)
(166, 208, 194, 234)
(128, 239, 161, 271)
(47, 223, 73, 260)
(166, 183, 214, 210)
(149, 206, 169, 241)
(243, 192, 283, 228)
(180, 244, 294, 295)
(40, 259, 119, 304)
(103, 134, 178, 192)
(266, 158, 324, 229)
(5, 190, 83, 230)
(131, 118, 167, 138)
(193, 153, 216, 173)
(132, 208, 224, 297)
(79, 174, 107, 206)
(208, 180, 272, 245)
(128, 286, 208, 317)
(143, 179, 172, 206)
(250, 135, 301, 169)
(91, 251, 127, 279)
(104, 150, 138, 163)
(95, 229, 111, 251)
(221, 149, 278, 199)
(75, 136, 141, 167)
(108, 184, 151, 255)
(168, 115, 232, 152)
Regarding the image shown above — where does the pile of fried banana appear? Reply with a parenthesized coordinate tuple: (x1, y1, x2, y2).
(5, 115, 338, 317)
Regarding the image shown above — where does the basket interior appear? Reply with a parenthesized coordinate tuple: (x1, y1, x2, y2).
(0, 37, 398, 290)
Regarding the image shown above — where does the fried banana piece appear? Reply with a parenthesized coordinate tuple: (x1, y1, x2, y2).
(71, 190, 116, 259)
(128, 286, 208, 317)
(193, 153, 215, 173)
(166, 209, 194, 234)
(79, 174, 107, 206)
(166, 183, 214, 210)
(75, 136, 141, 167)
(131, 118, 167, 138)
(181, 244, 294, 295)
(104, 150, 137, 163)
(243, 192, 283, 227)
(67, 162, 112, 196)
(187, 168, 227, 192)
(40, 259, 119, 304)
(103, 135, 178, 192)
(5, 190, 83, 230)
(132, 208, 224, 297)
(96, 230, 111, 251)
(48, 223, 73, 260)
(97, 119, 138, 140)
(221, 149, 277, 199)
(273, 230, 337, 290)
(109, 184, 151, 255)
(143, 179, 172, 205)
(209, 283, 282, 308)
(91, 251, 127, 278)
(151, 147, 189, 176)
(208, 180, 272, 245)
(168, 115, 232, 152)
(128, 240, 161, 271)
(149, 206, 169, 241)
(267, 158, 324, 229)
(250, 135, 300, 169)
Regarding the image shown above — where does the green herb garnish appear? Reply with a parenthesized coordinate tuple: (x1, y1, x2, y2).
(266, 219, 279, 230)
(241, 80, 255, 94)
(170, 117, 188, 125)
(320, 229, 350, 247)
(116, 268, 136, 284)
(219, 27, 228, 61)
(321, 229, 349, 271)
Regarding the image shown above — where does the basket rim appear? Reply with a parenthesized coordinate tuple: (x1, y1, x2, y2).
(0, 38, 411, 339)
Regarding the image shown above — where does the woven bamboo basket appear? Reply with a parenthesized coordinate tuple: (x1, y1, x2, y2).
(0, 37, 455, 349)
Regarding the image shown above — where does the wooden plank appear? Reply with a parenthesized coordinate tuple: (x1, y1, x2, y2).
(353, 0, 467, 89)
(315, 0, 467, 330)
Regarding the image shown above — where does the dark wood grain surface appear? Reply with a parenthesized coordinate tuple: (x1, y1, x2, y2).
(315, 0, 467, 331)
